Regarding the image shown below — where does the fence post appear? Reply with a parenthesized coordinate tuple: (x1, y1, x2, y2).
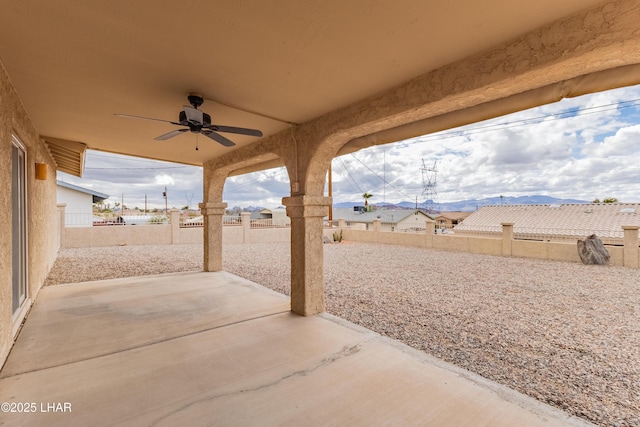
(170, 209, 180, 244)
(57, 203, 67, 249)
(338, 218, 346, 229)
(502, 222, 514, 256)
(372, 219, 381, 242)
(426, 219, 435, 248)
(241, 212, 251, 243)
(622, 226, 639, 268)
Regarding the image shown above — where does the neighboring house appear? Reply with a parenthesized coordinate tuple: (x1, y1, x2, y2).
(251, 208, 290, 226)
(332, 208, 433, 232)
(454, 204, 640, 239)
(434, 212, 472, 229)
(57, 180, 109, 227)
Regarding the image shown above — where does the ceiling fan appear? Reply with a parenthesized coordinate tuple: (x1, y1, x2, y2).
(115, 93, 263, 147)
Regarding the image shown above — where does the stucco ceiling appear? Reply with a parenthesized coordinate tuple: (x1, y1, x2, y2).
(0, 1, 607, 168)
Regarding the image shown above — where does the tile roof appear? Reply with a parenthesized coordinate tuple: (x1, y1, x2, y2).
(454, 204, 640, 238)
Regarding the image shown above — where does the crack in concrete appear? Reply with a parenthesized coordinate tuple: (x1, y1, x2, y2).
(149, 344, 361, 426)
(0, 310, 291, 379)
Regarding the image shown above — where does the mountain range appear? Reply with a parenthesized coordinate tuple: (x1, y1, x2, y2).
(334, 195, 589, 212)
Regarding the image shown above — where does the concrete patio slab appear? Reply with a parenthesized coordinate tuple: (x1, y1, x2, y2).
(0, 272, 593, 426)
(1, 272, 289, 377)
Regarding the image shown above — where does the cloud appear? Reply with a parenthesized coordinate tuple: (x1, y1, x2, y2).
(581, 124, 640, 157)
(154, 174, 176, 186)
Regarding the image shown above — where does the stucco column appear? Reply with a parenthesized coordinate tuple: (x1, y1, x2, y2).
(622, 226, 639, 268)
(502, 222, 514, 256)
(425, 219, 435, 248)
(170, 209, 180, 244)
(241, 212, 251, 243)
(282, 195, 331, 316)
(199, 202, 227, 272)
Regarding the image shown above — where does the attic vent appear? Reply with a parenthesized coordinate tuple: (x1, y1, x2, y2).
(620, 208, 635, 213)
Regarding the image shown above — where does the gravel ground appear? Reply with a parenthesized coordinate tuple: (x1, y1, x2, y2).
(46, 242, 640, 426)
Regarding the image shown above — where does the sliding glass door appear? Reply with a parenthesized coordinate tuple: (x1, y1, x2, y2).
(11, 136, 27, 315)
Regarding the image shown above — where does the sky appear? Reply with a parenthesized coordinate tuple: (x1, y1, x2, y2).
(57, 84, 640, 211)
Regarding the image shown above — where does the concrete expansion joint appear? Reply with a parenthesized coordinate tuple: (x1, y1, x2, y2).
(1, 310, 291, 380)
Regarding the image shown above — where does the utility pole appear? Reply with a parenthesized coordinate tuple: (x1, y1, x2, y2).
(383, 149, 386, 205)
(328, 161, 333, 221)
(163, 186, 168, 215)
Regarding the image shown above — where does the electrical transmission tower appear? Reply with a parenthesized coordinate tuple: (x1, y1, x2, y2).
(421, 159, 440, 213)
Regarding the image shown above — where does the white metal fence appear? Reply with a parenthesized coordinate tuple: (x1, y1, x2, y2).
(250, 218, 290, 228)
(67, 213, 170, 227)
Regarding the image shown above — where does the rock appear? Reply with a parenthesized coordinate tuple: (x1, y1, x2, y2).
(323, 235, 332, 244)
(577, 234, 610, 265)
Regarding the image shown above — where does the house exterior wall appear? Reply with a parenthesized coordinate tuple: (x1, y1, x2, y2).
(1, 62, 58, 367)
(57, 185, 93, 227)
(396, 214, 431, 231)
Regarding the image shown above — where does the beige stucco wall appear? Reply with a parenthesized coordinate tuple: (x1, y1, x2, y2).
(61, 224, 295, 248)
(343, 229, 377, 244)
(607, 246, 625, 266)
(64, 225, 172, 248)
(467, 237, 503, 257)
(378, 231, 426, 247)
(180, 227, 206, 244)
(60, 222, 635, 269)
(245, 228, 290, 244)
(341, 227, 633, 268)
(0, 62, 58, 367)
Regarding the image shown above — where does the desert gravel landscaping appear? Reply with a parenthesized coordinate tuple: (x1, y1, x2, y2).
(46, 242, 639, 426)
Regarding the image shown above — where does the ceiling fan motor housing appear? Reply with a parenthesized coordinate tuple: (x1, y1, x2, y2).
(179, 110, 211, 126)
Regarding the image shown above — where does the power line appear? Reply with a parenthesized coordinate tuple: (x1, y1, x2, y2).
(338, 158, 363, 194)
(347, 153, 415, 201)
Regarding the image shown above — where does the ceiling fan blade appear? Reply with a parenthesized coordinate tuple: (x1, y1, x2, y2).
(202, 130, 236, 147)
(184, 107, 204, 124)
(207, 125, 263, 137)
(155, 129, 188, 140)
(115, 113, 177, 124)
